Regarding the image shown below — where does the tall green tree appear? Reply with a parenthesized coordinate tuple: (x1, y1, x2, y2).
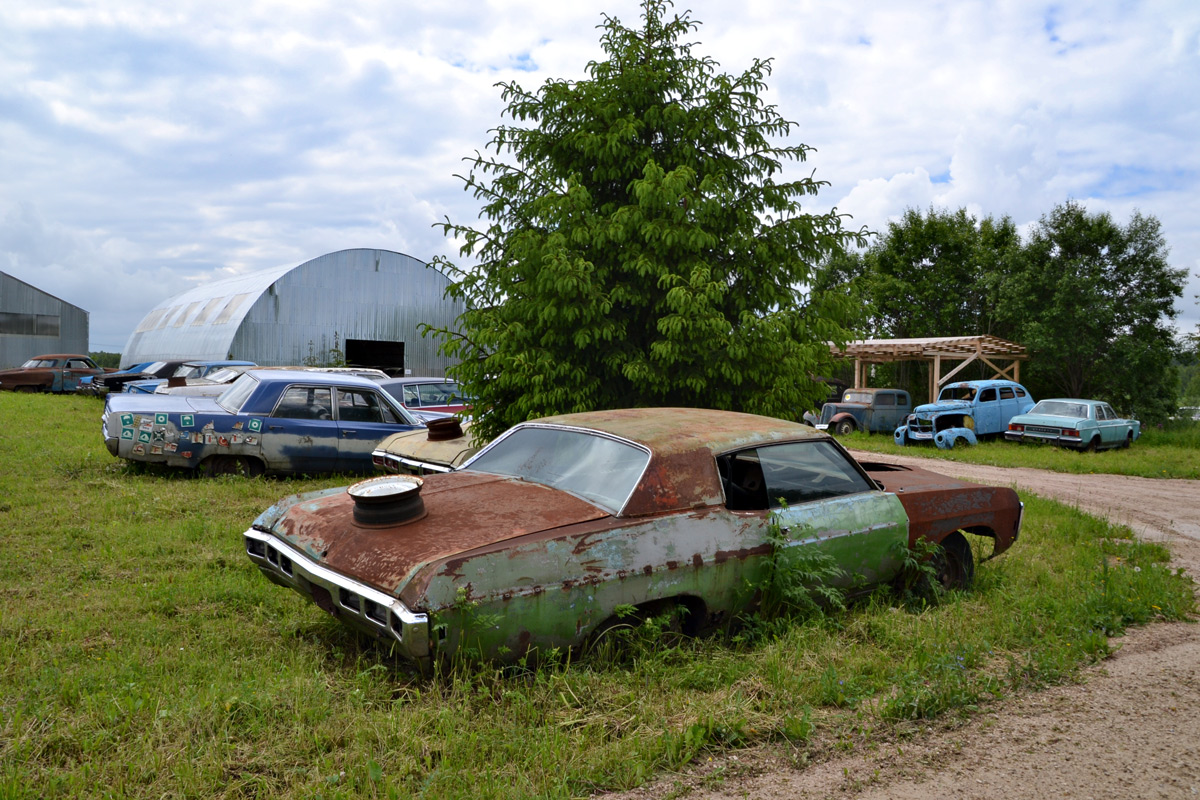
(427, 0, 867, 440)
(994, 201, 1186, 421)
(851, 206, 1022, 340)
(823, 207, 1023, 398)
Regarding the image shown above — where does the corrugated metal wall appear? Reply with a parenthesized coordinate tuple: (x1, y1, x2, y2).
(123, 249, 463, 375)
(0, 272, 89, 368)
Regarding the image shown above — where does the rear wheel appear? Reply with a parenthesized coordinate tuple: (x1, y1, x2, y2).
(202, 455, 264, 477)
(1085, 436, 1100, 453)
(933, 532, 975, 590)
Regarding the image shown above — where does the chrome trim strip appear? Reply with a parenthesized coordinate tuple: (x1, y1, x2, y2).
(243, 527, 430, 658)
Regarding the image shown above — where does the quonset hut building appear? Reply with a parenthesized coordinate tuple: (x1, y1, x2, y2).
(121, 249, 463, 376)
(1, 271, 90, 368)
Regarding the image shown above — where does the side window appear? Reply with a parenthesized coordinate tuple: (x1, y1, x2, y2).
(999, 387, 1015, 399)
(876, 393, 894, 406)
(1015, 387, 1028, 398)
(272, 386, 332, 420)
(1098, 404, 1114, 421)
(402, 385, 421, 406)
(978, 388, 997, 403)
(337, 390, 386, 423)
(67, 359, 89, 369)
(719, 440, 875, 511)
(898, 392, 909, 406)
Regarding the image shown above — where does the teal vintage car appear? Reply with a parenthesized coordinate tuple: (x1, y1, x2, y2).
(1004, 398, 1140, 451)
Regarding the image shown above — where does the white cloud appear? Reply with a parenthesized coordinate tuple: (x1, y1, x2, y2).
(0, 0, 1197, 352)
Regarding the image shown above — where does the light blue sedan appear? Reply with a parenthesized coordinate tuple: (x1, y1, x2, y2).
(1004, 399, 1140, 451)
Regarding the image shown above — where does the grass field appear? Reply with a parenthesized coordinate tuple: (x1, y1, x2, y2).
(840, 419, 1200, 479)
(0, 393, 1194, 799)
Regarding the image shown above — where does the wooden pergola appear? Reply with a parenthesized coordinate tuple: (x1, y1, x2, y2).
(831, 335, 1028, 397)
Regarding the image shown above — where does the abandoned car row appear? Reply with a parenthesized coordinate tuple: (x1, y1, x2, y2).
(9, 353, 1147, 666)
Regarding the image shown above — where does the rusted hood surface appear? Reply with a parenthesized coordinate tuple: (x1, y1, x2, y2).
(268, 470, 611, 595)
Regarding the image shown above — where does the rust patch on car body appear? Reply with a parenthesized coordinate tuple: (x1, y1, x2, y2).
(860, 460, 1022, 554)
(273, 470, 610, 596)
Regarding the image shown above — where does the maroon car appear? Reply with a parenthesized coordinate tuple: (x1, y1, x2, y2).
(0, 354, 109, 393)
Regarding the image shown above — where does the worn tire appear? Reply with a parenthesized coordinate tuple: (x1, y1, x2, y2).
(933, 532, 975, 591)
(834, 419, 857, 436)
(1085, 436, 1100, 453)
(202, 455, 264, 477)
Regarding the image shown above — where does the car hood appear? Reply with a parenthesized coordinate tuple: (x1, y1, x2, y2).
(256, 470, 612, 600)
(912, 400, 971, 415)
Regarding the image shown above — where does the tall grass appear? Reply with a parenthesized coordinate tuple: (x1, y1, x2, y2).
(844, 417, 1200, 479)
(0, 394, 1194, 798)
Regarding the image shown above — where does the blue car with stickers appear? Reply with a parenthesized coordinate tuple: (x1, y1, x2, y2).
(101, 370, 422, 475)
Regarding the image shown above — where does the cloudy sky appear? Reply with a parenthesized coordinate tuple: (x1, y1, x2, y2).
(2, 0, 1198, 353)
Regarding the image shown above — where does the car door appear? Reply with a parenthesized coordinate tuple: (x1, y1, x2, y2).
(1096, 403, 1122, 446)
(873, 392, 905, 432)
(61, 359, 97, 393)
(973, 387, 1001, 433)
(334, 388, 418, 472)
(260, 385, 340, 473)
(722, 440, 908, 589)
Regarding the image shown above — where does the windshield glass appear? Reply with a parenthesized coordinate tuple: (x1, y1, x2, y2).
(1030, 400, 1089, 419)
(204, 368, 241, 383)
(842, 391, 873, 404)
(20, 359, 56, 368)
(217, 373, 260, 413)
(467, 426, 650, 514)
(938, 385, 977, 402)
(175, 364, 206, 379)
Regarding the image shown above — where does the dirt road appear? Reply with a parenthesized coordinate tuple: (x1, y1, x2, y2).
(606, 454, 1200, 800)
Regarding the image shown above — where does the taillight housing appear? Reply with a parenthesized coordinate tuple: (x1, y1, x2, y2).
(1009, 423, 1024, 432)
(1062, 429, 1080, 438)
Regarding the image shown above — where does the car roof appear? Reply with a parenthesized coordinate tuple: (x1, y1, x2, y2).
(244, 369, 385, 388)
(530, 407, 823, 458)
(381, 376, 457, 385)
(510, 408, 826, 517)
(945, 379, 1024, 389)
(29, 354, 89, 360)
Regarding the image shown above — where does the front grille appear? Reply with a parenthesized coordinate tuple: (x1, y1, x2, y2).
(243, 527, 430, 659)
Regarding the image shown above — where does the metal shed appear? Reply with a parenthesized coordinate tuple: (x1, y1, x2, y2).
(832, 335, 1028, 396)
(0, 271, 90, 368)
(121, 249, 463, 375)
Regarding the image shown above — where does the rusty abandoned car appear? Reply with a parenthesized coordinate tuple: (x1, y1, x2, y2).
(102, 370, 421, 475)
(0, 354, 109, 393)
(244, 408, 1023, 666)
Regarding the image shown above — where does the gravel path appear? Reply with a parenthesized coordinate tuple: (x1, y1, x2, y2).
(603, 454, 1200, 800)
